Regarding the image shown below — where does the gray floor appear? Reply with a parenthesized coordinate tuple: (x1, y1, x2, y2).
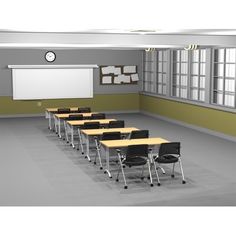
(0, 113, 236, 206)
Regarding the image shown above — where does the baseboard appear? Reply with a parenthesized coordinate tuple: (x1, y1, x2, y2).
(0, 110, 140, 118)
(141, 110, 236, 143)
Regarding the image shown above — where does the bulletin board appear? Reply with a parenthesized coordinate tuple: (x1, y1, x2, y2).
(100, 65, 139, 85)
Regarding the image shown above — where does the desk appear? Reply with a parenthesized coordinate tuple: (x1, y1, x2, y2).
(100, 137, 169, 178)
(81, 127, 139, 161)
(54, 112, 97, 138)
(66, 119, 116, 148)
(45, 107, 79, 130)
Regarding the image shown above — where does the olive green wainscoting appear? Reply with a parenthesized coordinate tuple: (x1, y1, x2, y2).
(0, 93, 139, 115)
(140, 94, 236, 137)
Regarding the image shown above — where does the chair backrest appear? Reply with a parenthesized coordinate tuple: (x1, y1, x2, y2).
(78, 107, 91, 113)
(130, 130, 149, 139)
(82, 122, 100, 129)
(126, 144, 149, 159)
(91, 113, 106, 120)
(108, 120, 125, 128)
(67, 114, 83, 120)
(102, 132, 121, 140)
(57, 108, 71, 114)
(159, 142, 180, 157)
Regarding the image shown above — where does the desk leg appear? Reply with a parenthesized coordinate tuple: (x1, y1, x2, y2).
(48, 112, 52, 130)
(54, 115, 58, 134)
(65, 122, 69, 143)
(71, 126, 75, 148)
(103, 146, 112, 178)
(78, 128, 84, 154)
(58, 118, 62, 138)
(85, 135, 91, 162)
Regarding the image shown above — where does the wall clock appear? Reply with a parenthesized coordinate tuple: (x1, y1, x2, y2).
(45, 51, 56, 62)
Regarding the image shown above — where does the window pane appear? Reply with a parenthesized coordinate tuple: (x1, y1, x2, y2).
(200, 63, 206, 75)
(181, 63, 188, 74)
(163, 74, 167, 84)
(157, 74, 162, 83)
(200, 49, 206, 62)
(163, 51, 167, 61)
(144, 72, 151, 81)
(181, 50, 188, 62)
(199, 90, 205, 101)
(200, 76, 205, 89)
(214, 64, 224, 77)
(158, 62, 162, 72)
(173, 63, 179, 74)
(191, 76, 198, 87)
(162, 62, 167, 73)
(145, 63, 154, 71)
(213, 91, 223, 105)
(214, 49, 224, 62)
(192, 63, 199, 75)
(173, 50, 180, 61)
(224, 94, 235, 107)
(226, 48, 236, 63)
(173, 86, 179, 97)
(157, 84, 162, 94)
(214, 78, 224, 91)
(225, 64, 235, 77)
(173, 75, 180, 85)
(181, 76, 188, 86)
(163, 85, 167, 94)
(192, 50, 199, 62)
(180, 88, 187, 98)
(191, 88, 198, 100)
(225, 79, 235, 92)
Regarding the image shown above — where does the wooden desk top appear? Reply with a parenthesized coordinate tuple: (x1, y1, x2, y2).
(46, 107, 79, 112)
(55, 112, 97, 119)
(100, 137, 169, 148)
(81, 127, 139, 136)
(67, 119, 116, 126)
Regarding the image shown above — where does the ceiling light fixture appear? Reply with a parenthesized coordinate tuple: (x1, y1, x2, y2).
(184, 44, 198, 50)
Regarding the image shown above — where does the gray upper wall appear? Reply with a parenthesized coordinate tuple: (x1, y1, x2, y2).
(0, 49, 142, 96)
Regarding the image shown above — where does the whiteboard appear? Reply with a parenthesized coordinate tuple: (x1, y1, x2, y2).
(12, 68, 94, 100)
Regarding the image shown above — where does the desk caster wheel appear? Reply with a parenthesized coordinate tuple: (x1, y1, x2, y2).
(100, 167, 103, 170)
(182, 180, 186, 184)
(124, 186, 128, 189)
(157, 183, 161, 186)
(116, 179, 119, 182)
(150, 183, 154, 187)
(171, 174, 175, 178)
(141, 177, 144, 180)
(94, 162, 96, 165)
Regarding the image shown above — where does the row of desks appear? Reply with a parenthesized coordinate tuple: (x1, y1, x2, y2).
(46, 108, 169, 178)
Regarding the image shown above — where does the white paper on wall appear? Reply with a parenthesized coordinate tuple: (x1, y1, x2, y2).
(114, 76, 121, 84)
(113, 67, 122, 75)
(131, 74, 139, 82)
(116, 74, 131, 83)
(101, 66, 115, 74)
(102, 76, 112, 84)
(123, 66, 136, 73)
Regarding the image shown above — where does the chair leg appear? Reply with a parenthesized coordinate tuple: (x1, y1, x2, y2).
(152, 161, 161, 186)
(94, 138, 103, 170)
(178, 158, 186, 184)
(118, 155, 128, 189)
(116, 166, 121, 182)
(147, 160, 153, 187)
(158, 165, 166, 174)
(171, 163, 175, 178)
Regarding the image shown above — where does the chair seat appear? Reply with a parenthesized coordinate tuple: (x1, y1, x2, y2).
(155, 155, 179, 164)
(124, 156, 147, 166)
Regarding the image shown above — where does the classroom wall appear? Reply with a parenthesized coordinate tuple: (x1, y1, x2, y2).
(140, 94, 236, 137)
(0, 49, 141, 114)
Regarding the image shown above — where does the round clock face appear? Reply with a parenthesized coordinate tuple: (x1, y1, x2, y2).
(45, 51, 56, 62)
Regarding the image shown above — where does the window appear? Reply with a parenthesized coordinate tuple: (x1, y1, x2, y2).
(156, 50, 167, 95)
(172, 50, 188, 98)
(190, 49, 206, 102)
(213, 48, 236, 107)
(143, 51, 156, 93)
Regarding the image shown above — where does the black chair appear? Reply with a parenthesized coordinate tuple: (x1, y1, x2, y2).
(78, 122, 100, 158)
(116, 144, 154, 189)
(108, 120, 125, 128)
(66, 114, 83, 120)
(94, 132, 121, 170)
(57, 108, 71, 114)
(91, 113, 106, 120)
(152, 142, 186, 185)
(78, 107, 91, 113)
(130, 130, 149, 139)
